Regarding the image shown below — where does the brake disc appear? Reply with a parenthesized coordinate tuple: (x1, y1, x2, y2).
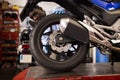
(49, 31, 71, 53)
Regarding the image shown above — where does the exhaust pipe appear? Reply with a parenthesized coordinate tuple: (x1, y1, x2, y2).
(59, 18, 120, 52)
(60, 18, 89, 44)
(90, 34, 120, 52)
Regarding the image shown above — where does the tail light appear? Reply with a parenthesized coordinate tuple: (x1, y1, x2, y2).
(22, 44, 29, 49)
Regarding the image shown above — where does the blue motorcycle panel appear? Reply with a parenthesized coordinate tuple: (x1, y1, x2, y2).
(91, 0, 120, 10)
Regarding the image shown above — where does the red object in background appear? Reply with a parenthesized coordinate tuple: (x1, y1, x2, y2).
(82, 75, 120, 80)
(2, 31, 19, 40)
(0, 10, 2, 62)
(0, 9, 19, 64)
(13, 67, 120, 80)
(0, 3, 1, 9)
(13, 64, 120, 80)
(13, 62, 120, 80)
(22, 44, 29, 49)
(13, 68, 29, 80)
(0, 47, 1, 59)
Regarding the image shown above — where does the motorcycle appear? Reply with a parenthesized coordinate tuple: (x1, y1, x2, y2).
(20, 0, 120, 71)
(17, 29, 36, 70)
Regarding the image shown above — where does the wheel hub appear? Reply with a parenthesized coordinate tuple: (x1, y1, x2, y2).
(49, 31, 71, 53)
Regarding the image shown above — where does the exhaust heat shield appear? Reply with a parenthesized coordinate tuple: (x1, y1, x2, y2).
(60, 18, 89, 44)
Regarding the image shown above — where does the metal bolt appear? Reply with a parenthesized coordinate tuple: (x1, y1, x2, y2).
(59, 37, 63, 40)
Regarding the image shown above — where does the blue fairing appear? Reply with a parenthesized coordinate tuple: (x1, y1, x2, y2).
(91, 0, 120, 10)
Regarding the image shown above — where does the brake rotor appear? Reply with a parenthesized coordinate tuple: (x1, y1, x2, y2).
(49, 31, 71, 53)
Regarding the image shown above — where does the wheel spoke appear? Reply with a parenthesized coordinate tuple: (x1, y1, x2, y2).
(30, 14, 88, 71)
(71, 45, 78, 51)
(40, 23, 80, 62)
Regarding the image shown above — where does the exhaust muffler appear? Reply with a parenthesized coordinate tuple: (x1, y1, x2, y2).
(60, 18, 89, 44)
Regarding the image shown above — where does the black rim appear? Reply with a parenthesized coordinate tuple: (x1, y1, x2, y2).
(38, 20, 81, 62)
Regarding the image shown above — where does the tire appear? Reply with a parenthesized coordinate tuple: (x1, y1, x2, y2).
(30, 14, 89, 71)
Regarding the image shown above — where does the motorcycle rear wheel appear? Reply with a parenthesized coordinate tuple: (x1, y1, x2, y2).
(30, 14, 89, 71)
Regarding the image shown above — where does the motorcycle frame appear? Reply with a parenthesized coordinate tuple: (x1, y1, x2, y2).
(78, 16, 120, 52)
(20, 0, 89, 21)
(21, 0, 120, 52)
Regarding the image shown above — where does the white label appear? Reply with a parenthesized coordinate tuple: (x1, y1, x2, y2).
(20, 54, 32, 63)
